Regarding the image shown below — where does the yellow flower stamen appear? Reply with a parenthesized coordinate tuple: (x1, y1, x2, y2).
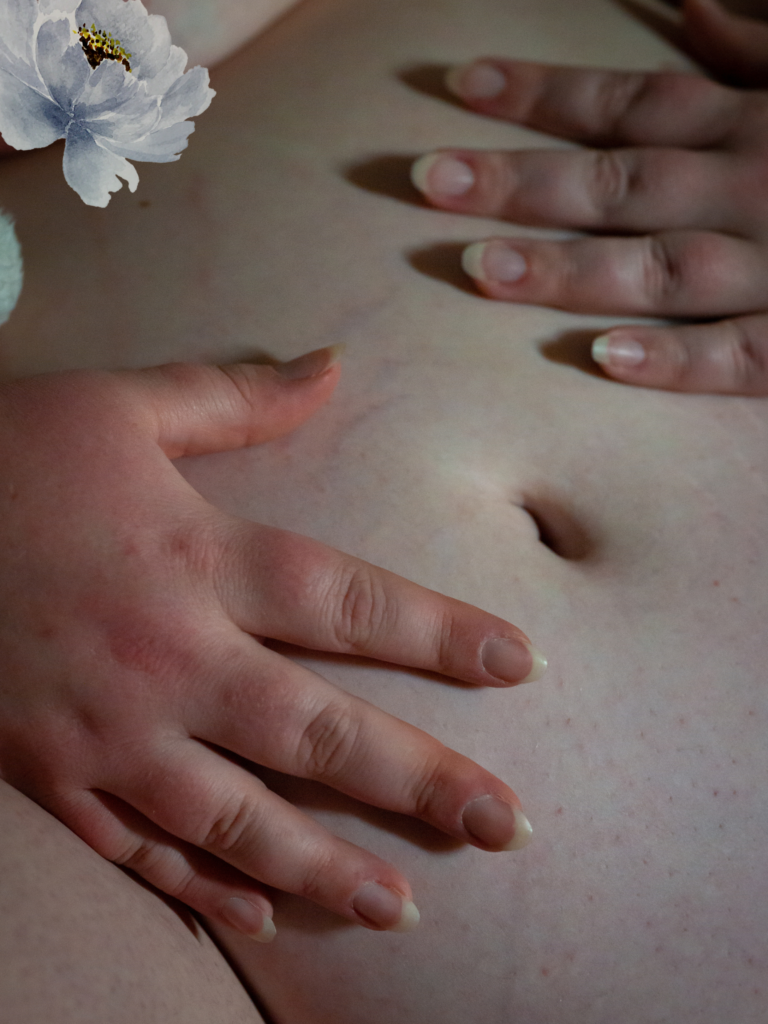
(76, 23, 132, 72)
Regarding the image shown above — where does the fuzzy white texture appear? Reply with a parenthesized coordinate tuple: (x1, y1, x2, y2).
(0, 0, 215, 206)
(0, 210, 22, 326)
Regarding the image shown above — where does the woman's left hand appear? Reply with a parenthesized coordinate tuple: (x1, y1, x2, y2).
(410, 0, 768, 395)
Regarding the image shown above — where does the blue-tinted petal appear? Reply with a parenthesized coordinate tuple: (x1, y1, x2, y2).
(106, 120, 193, 162)
(156, 65, 214, 129)
(0, 68, 67, 150)
(36, 18, 90, 112)
(62, 121, 139, 206)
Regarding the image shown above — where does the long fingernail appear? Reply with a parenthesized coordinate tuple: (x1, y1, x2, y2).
(482, 637, 547, 684)
(411, 153, 475, 197)
(462, 241, 527, 284)
(352, 883, 421, 932)
(274, 343, 345, 380)
(221, 897, 277, 943)
(446, 61, 506, 100)
(462, 795, 533, 851)
(592, 333, 646, 370)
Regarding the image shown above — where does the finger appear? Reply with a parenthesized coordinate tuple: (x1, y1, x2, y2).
(186, 631, 533, 853)
(121, 344, 343, 458)
(218, 522, 546, 686)
(459, 231, 768, 318)
(412, 147, 743, 235)
(54, 789, 278, 942)
(109, 740, 423, 932)
(683, 0, 768, 87)
(444, 58, 743, 148)
(591, 314, 768, 394)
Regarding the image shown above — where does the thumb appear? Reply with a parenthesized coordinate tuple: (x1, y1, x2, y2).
(683, 0, 768, 86)
(129, 345, 343, 458)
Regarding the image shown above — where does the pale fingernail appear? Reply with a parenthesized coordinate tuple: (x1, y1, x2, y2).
(462, 795, 533, 851)
(275, 343, 345, 380)
(482, 637, 546, 684)
(352, 883, 421, 933)
(221, 897, 277, 943)
(462, 241, 527, 284)
(446, 61, 506, 100)
(411, 153, 475, 197)
(591, 333, 646, 369)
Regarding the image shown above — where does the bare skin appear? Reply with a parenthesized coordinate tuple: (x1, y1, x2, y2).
(0, 0, 766, 1022)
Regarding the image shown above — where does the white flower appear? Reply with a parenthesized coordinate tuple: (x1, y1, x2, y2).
(0, 0, 215, 206)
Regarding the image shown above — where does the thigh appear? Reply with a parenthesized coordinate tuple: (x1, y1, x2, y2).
(0, 780, 266, 1024)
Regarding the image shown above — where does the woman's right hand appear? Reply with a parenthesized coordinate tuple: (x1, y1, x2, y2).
(0, 348, 542, 942)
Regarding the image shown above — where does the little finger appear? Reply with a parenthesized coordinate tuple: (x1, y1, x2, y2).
(109, 742, 422, 932)
(54, 789, 278, 942)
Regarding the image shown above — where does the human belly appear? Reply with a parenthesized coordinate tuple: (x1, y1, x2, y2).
(0, 0, 766, 1020)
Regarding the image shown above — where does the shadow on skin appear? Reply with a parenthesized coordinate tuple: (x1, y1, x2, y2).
(406, 241, 483, 295)
(343, 154, 423, 206)
(539, 329, 610, 381)
(613, 0, 686, 50)
(397, 63, 462, 108)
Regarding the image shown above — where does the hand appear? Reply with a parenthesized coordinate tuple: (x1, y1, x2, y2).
(0, 348, 542, 942)
(410, 0, 768, 395)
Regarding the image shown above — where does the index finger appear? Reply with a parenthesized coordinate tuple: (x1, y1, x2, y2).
(446, 59, 744, 149)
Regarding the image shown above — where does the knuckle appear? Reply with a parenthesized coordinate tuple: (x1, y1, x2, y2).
(592, 72, 647, 139)
(294, 847, 337, 902)
(332, 564, 392, 651)
(642, 235, 679, 309)
(408, 750, 452, 821)
(200, 795, 255, 857)
(299, 699, 362, 783)
(588, 150, 630, 219)
(718, 321, 768, 391)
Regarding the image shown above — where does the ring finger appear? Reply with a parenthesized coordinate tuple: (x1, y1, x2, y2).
(458, 230, 768, 318)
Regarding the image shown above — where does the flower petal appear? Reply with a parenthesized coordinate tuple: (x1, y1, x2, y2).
(156, 65, 214, 129)
(39, 0, 80, 15)
(36, 17, 90, 113)
(73, 59, 159, 140)
(0, 209, 23, 328)
(74, 0, 171, 81)
(63, 121, 139, 206)
(105, 120, 192, 162)
(0, 0, 36, 64)
(0, 68, 67, 149)
(142, 43, 186, 98)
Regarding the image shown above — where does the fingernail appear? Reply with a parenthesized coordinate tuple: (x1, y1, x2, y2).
(352, 883, 421, 932)
(591, 333, 646, 369)
(411, 153, 475, 198)
(274, 343, 345, 380)
(446, 61, 506, 100)
(482, 637, 547, 684)
(462, 241, 527, 284)
(462, 795, 533, 851)
(221, 897, 277, 943)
